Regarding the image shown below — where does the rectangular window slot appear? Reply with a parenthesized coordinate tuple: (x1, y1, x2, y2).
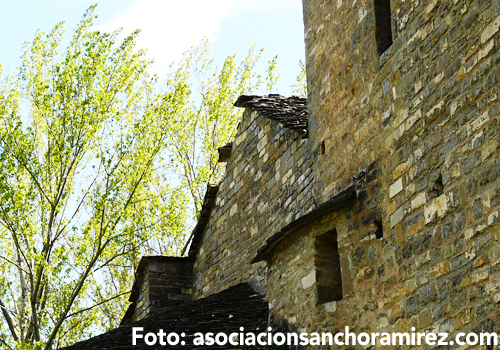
(315, 229, 343, 304)
(374, 0, 393, 55)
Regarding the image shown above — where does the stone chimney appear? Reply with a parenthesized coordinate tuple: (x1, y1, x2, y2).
(121, 256, 193, 325)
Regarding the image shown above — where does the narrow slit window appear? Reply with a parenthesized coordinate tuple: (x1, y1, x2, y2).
(374, 220, 383, 239)
(430, 175, 444, 199)
(315, 229, 343, 304)
(374, 0, 393, 55)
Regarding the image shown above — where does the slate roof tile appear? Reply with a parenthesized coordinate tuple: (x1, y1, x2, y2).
(61, 283, 268, 350)
(234, 95, 308, 135)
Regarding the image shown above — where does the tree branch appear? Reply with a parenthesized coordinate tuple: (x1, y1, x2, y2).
(0, 337, 14, 350)
(65, 291, 129, 319)
(0, 297, 19, 342)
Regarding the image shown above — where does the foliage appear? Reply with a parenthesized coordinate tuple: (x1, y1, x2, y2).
(0, 6, 280, 349)
(156, 39, 278, 225)
(0, 6, 187, 349)
(291, 59, 307, 98)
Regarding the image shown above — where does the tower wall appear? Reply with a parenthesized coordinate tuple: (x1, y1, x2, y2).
(267, 0, 500, 341)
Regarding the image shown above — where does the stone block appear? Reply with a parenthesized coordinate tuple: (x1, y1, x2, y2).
(390, 178, 403, 198)
(390, 207, 404, 228)
(302, 270, 316, 289)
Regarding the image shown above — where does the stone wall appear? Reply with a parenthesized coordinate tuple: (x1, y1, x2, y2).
(192, 108, 317, 298)
(267, 207, 383, 332)
(261, 0, 500, 345)
(263, 169, 387, 337)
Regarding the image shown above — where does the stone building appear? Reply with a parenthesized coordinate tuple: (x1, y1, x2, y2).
(65, 0, 500, 348)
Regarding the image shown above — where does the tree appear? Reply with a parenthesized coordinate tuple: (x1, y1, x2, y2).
(0, 6, 279, 350)
(0, 6, 187, 349)
(291, 59, 307, 98)
(156, 40, 279, 228)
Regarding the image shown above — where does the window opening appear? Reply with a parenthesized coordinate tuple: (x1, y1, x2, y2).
(374, 220, 383, 239)
(430, 175, 444, 199)
(374, 0, 393, 55)
(315, 229, 343, 304)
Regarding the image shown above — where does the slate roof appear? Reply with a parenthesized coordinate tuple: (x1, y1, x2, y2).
(234, 95, 308, 135)
(61, 283, 268, 350)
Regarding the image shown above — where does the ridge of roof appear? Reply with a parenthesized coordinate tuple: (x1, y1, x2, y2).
(234, 94, 309, 135)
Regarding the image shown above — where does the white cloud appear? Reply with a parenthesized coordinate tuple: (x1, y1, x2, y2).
(96, 0, 232, 74)
(232, 0, 302, 13)
(96, 0, 302, 75)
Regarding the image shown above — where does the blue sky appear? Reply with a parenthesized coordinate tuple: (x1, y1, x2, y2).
(0, 0, 305, 95)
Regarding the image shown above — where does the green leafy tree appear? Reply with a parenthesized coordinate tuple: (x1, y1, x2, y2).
(0, 6, 187, 349)
(291, 59, 307, 98)
(156, 39, 278, 237)
(0, 6, 279, 350)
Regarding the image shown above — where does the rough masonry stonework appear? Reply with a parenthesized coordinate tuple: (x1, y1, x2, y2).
(63, 0, 500, 348)
(261, 0, 500, 346)
(192, 100, 317, 298)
